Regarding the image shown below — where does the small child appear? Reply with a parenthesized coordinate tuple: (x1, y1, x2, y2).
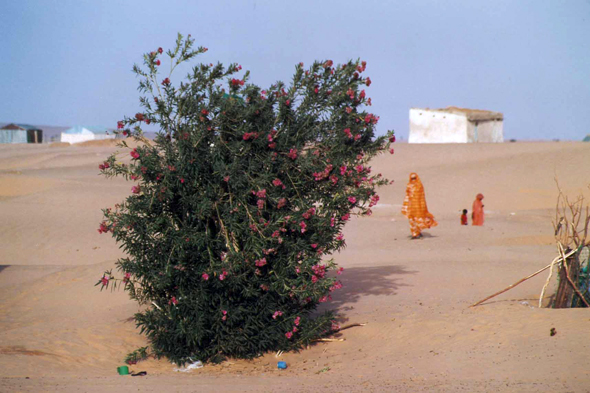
(461, 209, 468, 225)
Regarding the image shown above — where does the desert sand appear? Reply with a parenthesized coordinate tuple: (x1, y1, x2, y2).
(1, 141, 589, 392)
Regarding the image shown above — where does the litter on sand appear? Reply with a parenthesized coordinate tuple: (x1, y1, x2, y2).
(174, 360, 203, 372)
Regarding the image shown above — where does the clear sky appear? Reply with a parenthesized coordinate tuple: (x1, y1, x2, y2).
(1, 0, 589, 140)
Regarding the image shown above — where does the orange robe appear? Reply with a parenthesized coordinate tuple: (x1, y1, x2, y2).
(472, 193, 484, 226)
(401, 173, 437, 237)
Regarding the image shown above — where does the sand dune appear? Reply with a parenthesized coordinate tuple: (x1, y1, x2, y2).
(1, 141, 589, 392)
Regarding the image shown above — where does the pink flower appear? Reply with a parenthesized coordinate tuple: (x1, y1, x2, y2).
(323, 60, 333, 68)
(155, 59, 161, 66)
(354, 134, 361, 141)
(255, 258, 267, 267)
(330, 217, 335, 227)
(162, 78, 170, 85)
(287, 149, 298, 160)
(272, 310, 283, 319)
(158, 47, 163, 54)
(272, 178, 284, 188)
(169, 296, 178, 305)
(277, 198, 287, 209)
(294, 316, 301, 326)
(345, 107, 353, 114)
(256, 189, 267, 198)
(336, 233, 344, 241)
(101, 275, 109, 286)
(117, 121, 124, 129)
(131, 185, 141, 194)
(299, 221, 307, 233)
(348, 196, 357, 204)
(389, 148, 394, 155)
(343, 128, 352, 139)
(389, 135, 396, 143)
(311, 275, 318, 283)
(311, 244, 318, 249)
(180, 178, 185, 184)
(231, 78, 244, 87)
(340, 166, 347, 175)
(223, 176, 230, 182)
(285, 331, 293, 339)
(202, 273, 209, 280)
(365, 77, 372, 86)
(130, 149, 140, 159)
(342, 213, 350, 221)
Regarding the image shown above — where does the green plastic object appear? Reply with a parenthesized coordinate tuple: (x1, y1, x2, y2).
(117, 366, 129, 375)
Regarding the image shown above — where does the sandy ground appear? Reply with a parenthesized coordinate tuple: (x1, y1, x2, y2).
(1, 141, 589, 392)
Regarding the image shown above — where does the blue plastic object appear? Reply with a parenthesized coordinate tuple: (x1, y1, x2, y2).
(277, 361, 287, 369)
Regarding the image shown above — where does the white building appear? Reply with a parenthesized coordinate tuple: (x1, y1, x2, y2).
(61, 126, 115, 144)
(409, 107, 503, 143)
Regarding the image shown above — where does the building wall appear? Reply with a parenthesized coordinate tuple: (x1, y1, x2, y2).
(466, 120, 504, 142)
(61, 133, 115, 144)
(0, 130, 28, 143)
(409, 109, 469, 143)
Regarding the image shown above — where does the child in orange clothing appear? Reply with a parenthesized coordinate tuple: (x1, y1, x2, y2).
(461, 209, 468, 225)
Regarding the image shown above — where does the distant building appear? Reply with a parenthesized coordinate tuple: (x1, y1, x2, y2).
(0, 123, 43, 144)
(409, 107, 503, 143)
(60, 126, 115, 144)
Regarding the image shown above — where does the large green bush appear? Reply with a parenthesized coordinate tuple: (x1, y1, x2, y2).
(97, 34, 394, 364)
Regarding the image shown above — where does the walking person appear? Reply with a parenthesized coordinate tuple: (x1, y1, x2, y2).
(472, 193, 484, 226)
(401, 173, 437, 239)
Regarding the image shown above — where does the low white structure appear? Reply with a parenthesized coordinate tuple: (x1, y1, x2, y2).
(409, 107, 503, 143)
(61, 126, 115, 144)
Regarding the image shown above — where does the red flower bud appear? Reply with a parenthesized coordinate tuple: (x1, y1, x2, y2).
(158, 47, 163, 54)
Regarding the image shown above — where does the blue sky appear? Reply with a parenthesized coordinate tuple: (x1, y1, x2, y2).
(1, 0, 589, 140)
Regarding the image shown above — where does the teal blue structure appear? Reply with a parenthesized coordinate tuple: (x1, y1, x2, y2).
(583, 135, 590, 142)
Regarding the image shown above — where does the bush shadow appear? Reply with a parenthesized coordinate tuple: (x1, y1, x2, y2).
(318, 265, 417, 317)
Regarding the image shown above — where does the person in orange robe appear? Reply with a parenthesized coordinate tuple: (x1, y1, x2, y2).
(401, 173, 438, 238)
(472, 193, 484, 226)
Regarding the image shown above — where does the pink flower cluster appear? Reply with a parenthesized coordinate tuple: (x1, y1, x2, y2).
(302, 207, 316, 219)
(330, 281, 343, 292)
(369, 194, 380, 207)
(231, 78, 244, 87)
(222, 310, 228, 321)
(287, 149, 298, 160)
(272, 310, 283, 319)
(255, 258, 267, 267)
(131, 185, 141, 194)
(277, 198, 287, 209)
(272, 178, 285, 189)
(98, 161, 110, 170)
(98, 221, 109, 234)
(364, 113, 379, 124)
(169, 296, 178, 305)
(348, 196, 357, 204)
(130, 149, 140, 159)
(243, 132, 259, 141)
(219, 270, 228, 281)
(343, 128, 352, 139)
(299, 221, 307, 233)
(202, 272, 209, 280)
(313, 164, 333, 181)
